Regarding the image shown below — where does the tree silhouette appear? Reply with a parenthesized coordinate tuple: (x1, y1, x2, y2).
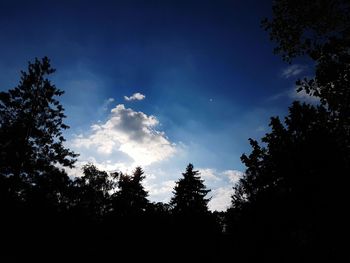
(225, 1, 350, 262)
(5, 3, 350, 258)
(0, 57, 78, 259)
(73, 163, 114, 219)
(0, 57, 77, 182)
(227, 101, 350, 261)
(111, 166, 149, 217)
(262, 0, 350, 115)
(0, 58, 227, 261)
(170, 163, 210, 215)
(169, 163, 221, 262)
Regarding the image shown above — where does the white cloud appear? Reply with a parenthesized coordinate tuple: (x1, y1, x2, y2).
(268, 86, 319, 104)
(223, 170, 243, 184)
(208, 186, 234, 212)
(200, 168, 222, 181)
(144, 179, 176, 203)
(67, 100, 244, 212)
(199, 168, 243, 184)
(198, 168, 243, 211)
(124, 92, 146, 101)
(207, 169, 243, 211)
(71, 104, 176, 167)
(282, 64, 305, 78)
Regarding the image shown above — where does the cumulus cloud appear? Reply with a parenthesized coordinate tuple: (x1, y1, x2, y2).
(124, 92, 146, 101)
(71, 104, 176, 167)
(208, 186, 234, 212)
(223, 170, 243, 184)
(207, 169, 243, 211)
(200, 168, 243, 184)
(144, 179, 176, 203)
(198, 168, 244, 211)
(200, 168, 222, 181)
(67, 100, 244, 211)
(282, 64, 305, 78)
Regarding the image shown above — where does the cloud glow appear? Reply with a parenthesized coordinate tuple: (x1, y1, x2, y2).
(72, 103, 176, 167)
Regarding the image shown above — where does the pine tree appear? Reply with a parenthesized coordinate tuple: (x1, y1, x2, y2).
(170, 163, 210, 215)
(0, 57, 77, 182)
(0, 57, 78, 258)
(111, 166, 149, 216)
(169, 164, 218, 262)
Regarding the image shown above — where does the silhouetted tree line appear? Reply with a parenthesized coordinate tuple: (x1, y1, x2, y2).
(224, 1, 350, 262)
(1, 0, 350, 261)
(0, 61, 219, 259)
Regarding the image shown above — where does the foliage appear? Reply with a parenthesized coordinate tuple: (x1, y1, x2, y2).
(0, 57, 77, 181)
(170, 163, 211, 215)
(6, 2, 350, 256)
(73, 163, 114, 219)
(111, 166, 149, 216)
(225, 1, 350, 261)
(263, 0, 350, 115)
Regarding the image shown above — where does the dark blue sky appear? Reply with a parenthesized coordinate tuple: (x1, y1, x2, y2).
(0, 0, 312, 210)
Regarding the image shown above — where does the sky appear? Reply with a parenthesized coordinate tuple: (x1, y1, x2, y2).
(0, 0, 315, 211)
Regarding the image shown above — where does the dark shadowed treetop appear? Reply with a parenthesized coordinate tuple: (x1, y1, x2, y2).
(228, 101, 350, 261)
(79, 163, 114, 195)
(232, 102, 343, 208)
(170, 163, 210, 214)
(262, 0, 350, 61)
(263, 0, 350, 115)
(226, 1, 350, 260)
(0, 57, 77, 178)
(72, 163, 114, 218)
(111, 166, 149, 216)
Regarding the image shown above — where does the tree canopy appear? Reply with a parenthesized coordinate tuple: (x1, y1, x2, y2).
(1, 1, 350, 260)
(111, 166, 149, 217)
(170, 163, 210, 215)
(0, 57, 77, 181)
(263, 0, 350, 115)
(225, 1, 350, 261)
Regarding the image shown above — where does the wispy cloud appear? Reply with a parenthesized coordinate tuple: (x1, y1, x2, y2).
(96, 97, 115, 115)
(281, 64, 305, 78)
(288, 88, 319, 104)
(124, 92, 146, 101)
(268, 86, 319, 104)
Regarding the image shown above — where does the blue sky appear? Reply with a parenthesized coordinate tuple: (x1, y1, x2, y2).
(0, 0, 314, 210)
